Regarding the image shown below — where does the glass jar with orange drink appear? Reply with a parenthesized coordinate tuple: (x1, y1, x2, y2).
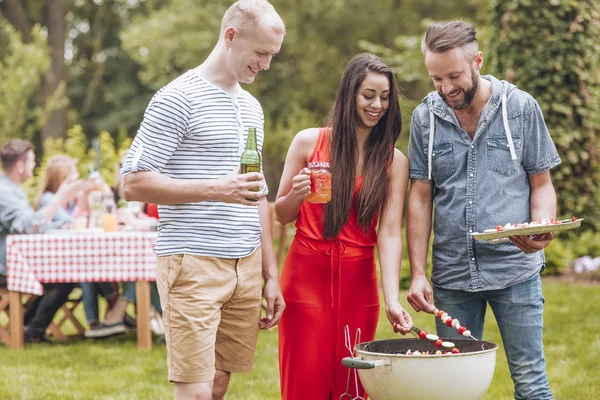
(101, 192, 118, 232)
(306, 161, 331, 203)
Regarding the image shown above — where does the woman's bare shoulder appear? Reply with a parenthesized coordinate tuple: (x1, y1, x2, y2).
(289, 127, 321, 153)
(295, 127, 321, 143)
(389, 148, 408, 175)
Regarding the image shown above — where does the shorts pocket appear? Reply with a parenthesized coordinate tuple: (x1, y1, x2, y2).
(487, 136, 521, 176)
(424, 142, 456, 181)
(167, 254, 187, 293)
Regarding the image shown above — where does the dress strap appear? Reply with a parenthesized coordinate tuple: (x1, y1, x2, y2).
(309, 127, 330, 162)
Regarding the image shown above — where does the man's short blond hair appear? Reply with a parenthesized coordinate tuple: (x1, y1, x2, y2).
(221, 0, 285, 37)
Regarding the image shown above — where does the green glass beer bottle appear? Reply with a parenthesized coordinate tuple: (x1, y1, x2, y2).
(240, 127, 261, 174)
(240, 127, 261, 200)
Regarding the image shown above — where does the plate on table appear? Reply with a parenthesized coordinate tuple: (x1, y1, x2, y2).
(470, 218, 583, 243)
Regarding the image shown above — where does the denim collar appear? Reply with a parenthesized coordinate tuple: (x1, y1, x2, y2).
(424, 75, 518, 179)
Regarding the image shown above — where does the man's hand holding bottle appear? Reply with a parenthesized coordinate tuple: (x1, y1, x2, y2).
(216, 167, 265, 206)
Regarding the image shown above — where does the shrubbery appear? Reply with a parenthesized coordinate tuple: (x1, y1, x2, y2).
(543, 231, 600, 276)
(22, 124, 131, 202)
(542, 238, 574, 276)
(488, 0, 600, 232)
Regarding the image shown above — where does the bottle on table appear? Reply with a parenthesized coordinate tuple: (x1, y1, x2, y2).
(88, 190, 103, 229)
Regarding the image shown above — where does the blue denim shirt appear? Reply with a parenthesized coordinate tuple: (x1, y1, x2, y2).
(408, 75, 561, 291)
(0, 174, 47, 276)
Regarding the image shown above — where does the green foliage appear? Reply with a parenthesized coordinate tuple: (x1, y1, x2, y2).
(67, 0, 155, 138)
(542, 237, 575, 275)
(0, 21, 49, 143)
(22, 125, 129, 202)
(568, 230, 600, 259)
(543, 229, 600, 276)
(487, 0, 600, 231)
(263, 110, 320, 200)
(90, 131, 120, 187)
(121, 0, 224, 89)
(64, 125, 92, 177)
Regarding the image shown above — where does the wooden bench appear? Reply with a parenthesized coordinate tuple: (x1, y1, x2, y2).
(0, 287, 85, 345)
(46, 292, 86, 341)
(0, 288, 37, 346)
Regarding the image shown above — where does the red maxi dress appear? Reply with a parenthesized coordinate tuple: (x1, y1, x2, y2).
(278, 128, 380, 400)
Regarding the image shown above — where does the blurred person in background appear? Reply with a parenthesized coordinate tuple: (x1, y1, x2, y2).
(34, 154, 102, 225)
(114, 150, 158, 232)
(85, 150, 161, 339)
(34, 154, 121, 336)
(0, 140, 81, 342)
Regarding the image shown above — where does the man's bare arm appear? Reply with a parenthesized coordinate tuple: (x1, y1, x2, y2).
(121, 170, 265, 206)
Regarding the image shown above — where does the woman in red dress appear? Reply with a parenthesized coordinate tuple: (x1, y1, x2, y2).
(275, 53, 413, 400)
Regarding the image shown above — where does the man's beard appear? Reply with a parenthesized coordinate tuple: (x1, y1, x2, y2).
(440, 69, 479, 110)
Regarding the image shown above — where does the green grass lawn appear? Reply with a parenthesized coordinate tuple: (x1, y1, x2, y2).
(0, 280, 598, 399)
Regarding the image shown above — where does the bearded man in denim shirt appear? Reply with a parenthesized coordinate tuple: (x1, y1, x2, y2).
(407, 21, 559, 400)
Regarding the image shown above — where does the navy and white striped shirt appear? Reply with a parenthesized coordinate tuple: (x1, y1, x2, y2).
(121, 70, 265, 259)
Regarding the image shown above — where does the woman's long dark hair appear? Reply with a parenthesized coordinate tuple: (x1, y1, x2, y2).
(323, 53, 402, 239)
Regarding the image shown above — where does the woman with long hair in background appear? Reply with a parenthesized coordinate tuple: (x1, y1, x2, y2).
(34, 155, 120, 336)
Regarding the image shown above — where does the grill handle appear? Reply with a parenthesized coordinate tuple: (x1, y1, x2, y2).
(341, 357, 390, 369)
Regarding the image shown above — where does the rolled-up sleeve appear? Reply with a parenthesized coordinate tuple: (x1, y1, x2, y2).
(522, 99, 561, 175)
(121, 88, 191, 177)
(408, 109, 429, 180)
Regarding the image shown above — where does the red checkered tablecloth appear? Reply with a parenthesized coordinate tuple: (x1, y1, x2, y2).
(6, 231, 158, 295)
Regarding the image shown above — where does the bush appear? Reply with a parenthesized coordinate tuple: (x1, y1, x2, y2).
(543, 231, 600, 276)
(0, 23, 49, 143)
(542, 237, 574, 276)
(22, 124, 131, 203)
(569, 230, 600, 259)
(487, 0, 600, 232)
(263, 110, 320, 201)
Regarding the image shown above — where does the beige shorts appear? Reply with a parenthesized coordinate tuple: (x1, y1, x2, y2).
(156, 249, 263, 383)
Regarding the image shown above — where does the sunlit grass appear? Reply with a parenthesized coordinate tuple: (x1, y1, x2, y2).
(0, 280, 597, 399)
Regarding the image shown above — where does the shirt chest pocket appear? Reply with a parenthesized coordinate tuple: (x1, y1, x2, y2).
(487, 136, 521, 176)
(423, 142, 456, 181)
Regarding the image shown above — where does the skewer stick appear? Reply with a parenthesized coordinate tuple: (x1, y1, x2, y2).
(432, 308, 481, 341)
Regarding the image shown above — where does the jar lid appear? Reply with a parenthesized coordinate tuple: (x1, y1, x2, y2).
(308, 161, 330, 168)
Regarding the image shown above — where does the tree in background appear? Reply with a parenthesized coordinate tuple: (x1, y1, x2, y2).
(488, 0, 600, 231)
(1, 0, 68, 142)
(67, 0, 155, 138)
(0, 20, 48, 144)
(0, 0, 153, 146)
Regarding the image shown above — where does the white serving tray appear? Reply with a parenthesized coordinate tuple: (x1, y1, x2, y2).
(471, 218, 583, 243)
